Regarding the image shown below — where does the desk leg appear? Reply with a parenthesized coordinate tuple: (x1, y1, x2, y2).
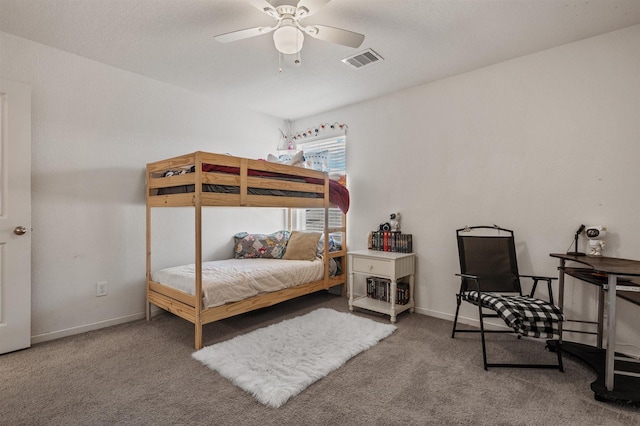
(605, 274, 617, 391)
(557, 259, 565, 338)
(597, 287, 605, 349)
(557, 259, 565, 307)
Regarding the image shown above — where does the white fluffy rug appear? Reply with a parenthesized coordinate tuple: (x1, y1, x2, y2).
(192, 308, 397, 408)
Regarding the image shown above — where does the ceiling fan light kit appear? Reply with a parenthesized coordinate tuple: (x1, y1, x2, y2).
(215, 0, 365, 65)
(273, 22, 304, 54)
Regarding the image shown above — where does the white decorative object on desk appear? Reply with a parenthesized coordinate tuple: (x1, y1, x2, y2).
(586, 225, 606, 256)
(389, 212, 401, 232)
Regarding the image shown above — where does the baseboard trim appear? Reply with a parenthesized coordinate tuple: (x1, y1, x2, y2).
(30, 307, 164, 345)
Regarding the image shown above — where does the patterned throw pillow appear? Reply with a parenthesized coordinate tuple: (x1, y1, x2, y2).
(233, 231, 291, 259)
(278, 151, 304, 166)
(304, 150, 329, 171)
(317, 234, 338, 255)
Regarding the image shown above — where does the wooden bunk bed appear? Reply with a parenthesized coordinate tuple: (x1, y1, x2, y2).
(146, 151, 348, 349)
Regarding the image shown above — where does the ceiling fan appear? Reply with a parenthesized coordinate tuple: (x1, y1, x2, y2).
(214, 0, 365, 56)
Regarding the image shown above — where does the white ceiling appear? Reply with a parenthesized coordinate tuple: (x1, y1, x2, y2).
(2, 0, 640, 120)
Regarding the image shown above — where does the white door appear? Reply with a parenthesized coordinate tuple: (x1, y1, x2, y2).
(0, 78, 32, 354)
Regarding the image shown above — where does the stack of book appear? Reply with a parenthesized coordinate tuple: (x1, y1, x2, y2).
(366, 277, 410, 305)
(370, 231, 412, 253)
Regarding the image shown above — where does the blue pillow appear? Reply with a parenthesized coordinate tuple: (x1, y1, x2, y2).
(304, 150, 329, 171)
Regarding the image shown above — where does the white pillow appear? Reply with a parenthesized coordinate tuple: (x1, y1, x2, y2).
(267, 153, 279, 163)
(267, 151, 304, 167)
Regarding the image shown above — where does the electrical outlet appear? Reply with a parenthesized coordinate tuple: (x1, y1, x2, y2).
(96, 281, 108, 297)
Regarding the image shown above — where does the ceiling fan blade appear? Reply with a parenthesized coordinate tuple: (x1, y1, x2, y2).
(304, 25, 364, 48)
(214, 26, 275, 43)
(296, 0, 332, 18)
(247, 0, 279, 18)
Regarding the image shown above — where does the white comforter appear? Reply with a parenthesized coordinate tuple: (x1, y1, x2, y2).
(151, 258, 324, 309)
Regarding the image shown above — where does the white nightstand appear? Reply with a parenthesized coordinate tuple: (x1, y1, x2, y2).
(348, 249, 416, 323)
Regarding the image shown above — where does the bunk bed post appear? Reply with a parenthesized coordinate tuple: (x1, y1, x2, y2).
(341, 210, 347, 296)
(324, 206, 330, 289)
(287, 208, 293, 232)
(239, 158, 248, 206)
(323, 175, 331, 289)
(146, 166, 152, 321)
(194, 152, 204, 350)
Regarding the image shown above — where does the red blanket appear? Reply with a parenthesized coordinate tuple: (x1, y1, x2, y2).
(202, 164, 350, 214)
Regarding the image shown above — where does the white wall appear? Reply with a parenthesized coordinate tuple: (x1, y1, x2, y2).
(0, 31, 284, 342)
(294, 25, 640, 355)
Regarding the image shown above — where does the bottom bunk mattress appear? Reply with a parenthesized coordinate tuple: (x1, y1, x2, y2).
(151, 258, 325, 309)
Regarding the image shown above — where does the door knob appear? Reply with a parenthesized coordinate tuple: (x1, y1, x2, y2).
(13, 226, 27, 236)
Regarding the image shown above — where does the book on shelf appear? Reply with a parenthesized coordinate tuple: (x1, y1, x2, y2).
(369, 231, 412, 253)
(365, 277, 410, 305)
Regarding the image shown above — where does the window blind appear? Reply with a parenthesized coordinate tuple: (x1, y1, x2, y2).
(292, 135, 346, 239)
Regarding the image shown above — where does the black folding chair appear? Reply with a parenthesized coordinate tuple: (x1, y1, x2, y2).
(451, 225, 564, 371)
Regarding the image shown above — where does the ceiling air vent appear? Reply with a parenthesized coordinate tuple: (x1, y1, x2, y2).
(341, 49, 383, 69)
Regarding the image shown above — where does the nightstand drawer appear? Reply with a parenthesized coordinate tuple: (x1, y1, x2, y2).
(352, 257, 391, 276)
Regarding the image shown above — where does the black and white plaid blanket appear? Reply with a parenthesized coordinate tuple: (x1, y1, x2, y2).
(462, 291, 564, 338)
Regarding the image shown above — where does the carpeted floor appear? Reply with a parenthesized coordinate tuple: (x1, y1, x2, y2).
(2, 292, 639, 425)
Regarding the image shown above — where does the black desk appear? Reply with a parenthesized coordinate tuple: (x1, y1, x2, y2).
(550, 254, 640, 403)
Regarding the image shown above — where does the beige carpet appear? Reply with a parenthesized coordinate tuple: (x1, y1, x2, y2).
(2, 292, 639, 425)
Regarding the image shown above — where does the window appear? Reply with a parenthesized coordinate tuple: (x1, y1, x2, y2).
(289, 135, 346, 242)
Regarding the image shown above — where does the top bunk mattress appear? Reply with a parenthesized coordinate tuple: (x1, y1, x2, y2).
(148, 154, 350, 213)
(151, 258, 325, 309)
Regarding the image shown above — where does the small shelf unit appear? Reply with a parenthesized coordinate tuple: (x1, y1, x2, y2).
(348, 249, 416, 323)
